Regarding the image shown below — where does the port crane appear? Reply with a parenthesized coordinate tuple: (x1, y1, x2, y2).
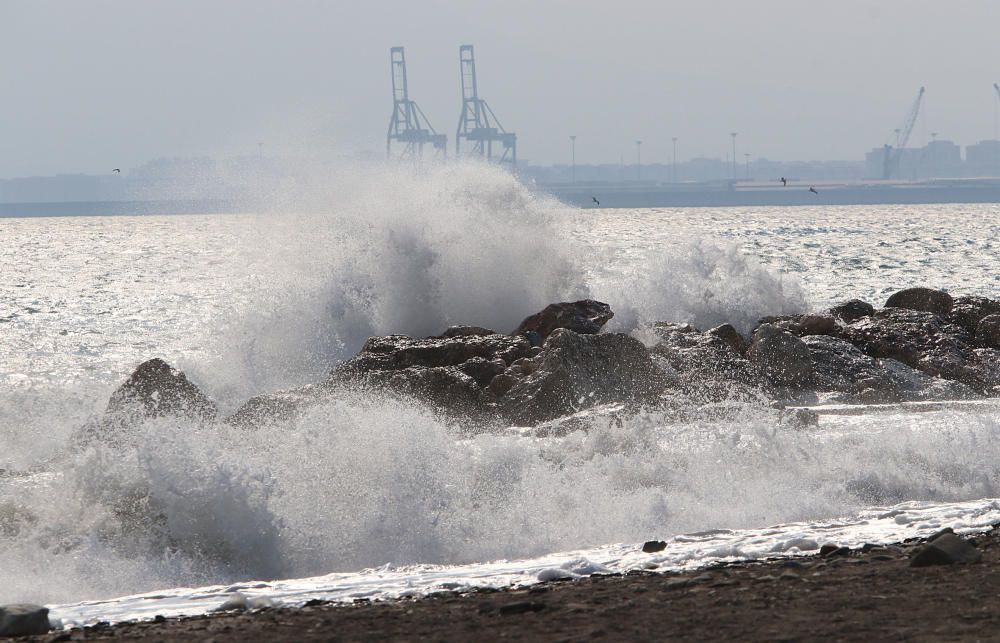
(386, 47, 447, 160)
(456, 45, 516, 169)
(881, 87, 925, 179)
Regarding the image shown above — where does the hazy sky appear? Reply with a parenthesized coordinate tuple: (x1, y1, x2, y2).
(3, 0, 1000, 177)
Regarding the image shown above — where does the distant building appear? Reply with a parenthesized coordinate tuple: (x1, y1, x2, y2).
(965, 140, 1000, 177)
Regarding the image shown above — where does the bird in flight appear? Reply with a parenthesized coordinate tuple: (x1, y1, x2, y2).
(112, 169, 121, 173)
(808, 186, 818, 194)
(592, 196, 600, 206)
(780, 177, 787, 187)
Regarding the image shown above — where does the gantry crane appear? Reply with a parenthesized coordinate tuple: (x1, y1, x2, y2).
(456, 45, 516, 169)
(386, 47, 447, 160)
(881, 87, 925, 179)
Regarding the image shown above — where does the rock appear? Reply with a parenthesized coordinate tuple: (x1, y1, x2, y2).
(438, 325, 498, 338)
(841, 308, 986, 389)
(878, 358, 978, 401)
(830, 299, 874, 323)
(747, 324, 813, 387)
(798, 314, 837, 336)
(456, 357, 508, 388)
(947, 296, 1000, 334)
(0, 604, 51, 637)
(707, 323, 748, 355)
(648, 322, 759, 400)
(336, 333, 532, 377)
(106, 358, 217, 421)
(226, 384, 330, 428)
(909, 533, 981, 566)
(803, 335, 901, 403)
(379, 366, 483, 414)
(512, 300, 614, 342)
(642, 540, 667, 553)
(499, 329, 666, 426)
(975, 314, 1000, 348)
(885, 287, 954, 315)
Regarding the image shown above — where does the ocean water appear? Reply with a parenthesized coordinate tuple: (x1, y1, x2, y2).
(3, 163, 1000, 626)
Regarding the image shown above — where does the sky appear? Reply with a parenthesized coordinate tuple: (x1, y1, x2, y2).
(2, 0, 1000, 177)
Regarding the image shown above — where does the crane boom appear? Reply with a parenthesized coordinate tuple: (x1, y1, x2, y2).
(882, 87, 925, 179)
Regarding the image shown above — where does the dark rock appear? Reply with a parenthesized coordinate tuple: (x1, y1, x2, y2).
(456, 357, 507, 388)
(226, 384, 330, 428)
(0, 604, 51, 637)
(707, 323, 748, 355)
(512, 300, 614, 341)
(339, 333, 532, 375)
(885, 287, 954, 315)
(909, 533, 981, 566)
(819, 544, 840, 556)
(106, 358, 217, 421)
(975, 314, 1000, 348)
(782, 407, 819, 427)
(438, 325, 498, 338)
(928, 527, 955, 543)
(877, 358, 977, 401)
(377, 366, 483, 414)
(798, 314, 837, 336)
(947, 296, 1000, 334)
(499, 329, 666, 426)
(803, 335, 901, 402)
(642, 540, 667, 553)
(747, 324, 813, 387)
(841, 308, 987, 389)
(648, 322, 759, 400)
(830, 299, 874, 323)
(822, 545, 850, 558)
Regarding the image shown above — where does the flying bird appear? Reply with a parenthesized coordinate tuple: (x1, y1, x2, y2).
(809, 186, 818, 194)
(780, 177, 787, 187)
(112, 169, 121, 173)
(592, 196, 600, 206)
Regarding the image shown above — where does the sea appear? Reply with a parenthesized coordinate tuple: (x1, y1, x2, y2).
(4, 163, 1000, 627)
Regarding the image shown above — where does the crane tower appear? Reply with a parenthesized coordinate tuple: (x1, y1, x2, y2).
(881, 87, 925, 180)
(456, 45, 516, 169)
(386, 47, 446, 160)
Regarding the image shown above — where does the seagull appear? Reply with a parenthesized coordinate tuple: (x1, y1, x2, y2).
(781, 177, 787, 187)
(592, 196, 600, 206)
(112, 169, 121, 173)
(809, 186, 818, 194)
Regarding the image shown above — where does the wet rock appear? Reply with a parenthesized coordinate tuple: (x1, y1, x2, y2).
(339, 333, 532, 376)
(438, 325, 498, 338)
(106, 358, 217, 421)
(747, 324, 813, 387)
(975, 314, 1000, 348)
(821, 545, 850, 558)
(842, 308, 986, 389)
(642, 540, 667, 553)
(947, 295, 1000, 334)
(707, 323, 748, 355)
(803, 335, 900, 402)
(0, 604, 51, 637)
(909, 533, 981, 566)
(884, 287, 954, 315)
(456, 356, 508, 388)
(375, 366, 483, 414)
(878, 358, 977, 401)
(226, 384, 330, 428)
(830, 299, 874, 323)
(798, 314, 837, 336)
(512, 299, 614, 342)
(499, 329, 666, 426)
(648, 322, 758, 399)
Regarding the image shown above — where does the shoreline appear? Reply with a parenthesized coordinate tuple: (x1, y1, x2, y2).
(27, 527, 1000, 641)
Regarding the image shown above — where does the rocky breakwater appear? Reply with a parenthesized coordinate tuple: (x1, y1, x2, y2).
(97, 288, 1000, 435)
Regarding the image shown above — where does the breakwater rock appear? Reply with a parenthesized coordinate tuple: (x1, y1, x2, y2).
(101, 289, 1000, 431)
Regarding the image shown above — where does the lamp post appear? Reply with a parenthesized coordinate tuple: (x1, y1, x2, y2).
(636, 140, 642, 181)
(672, 137, 678, 183)
(570, 135, 576, 183)
(744, 153, 750, 180)
(730, 132, 737, 180)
